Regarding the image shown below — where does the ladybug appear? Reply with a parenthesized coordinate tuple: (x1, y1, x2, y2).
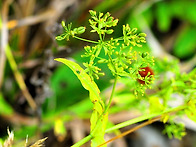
(137, 67, 154, 84)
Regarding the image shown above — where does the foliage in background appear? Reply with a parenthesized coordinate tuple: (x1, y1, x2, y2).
(128, 0, 196, 60)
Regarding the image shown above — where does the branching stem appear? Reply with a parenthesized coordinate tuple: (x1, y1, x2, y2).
(105, 105, 186, 133)
(97, 116, 161, 147)
(97, 104, 187, 147)
(73, 36, 98, 44)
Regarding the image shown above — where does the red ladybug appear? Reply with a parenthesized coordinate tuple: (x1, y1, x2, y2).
(137, 67, 154, 84)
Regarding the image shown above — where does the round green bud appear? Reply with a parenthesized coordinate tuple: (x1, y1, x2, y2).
(141, 52, 148, 58)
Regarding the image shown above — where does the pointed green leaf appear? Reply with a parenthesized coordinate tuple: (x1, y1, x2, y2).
(55, 58, 107, 146)
(55, 58, 102, 103)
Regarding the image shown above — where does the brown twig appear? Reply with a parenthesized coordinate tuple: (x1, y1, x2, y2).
(0, 1, 10, 89)
(2, 112, 38, 126)
(7, 9, 56, 29)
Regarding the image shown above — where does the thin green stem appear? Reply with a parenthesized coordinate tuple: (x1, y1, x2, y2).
(98, 116, 161, 147)
(105, 105, 187, 133)
(99, 33, 103, 42)
(71, 134, 93, 147)
(107, 53, 118, 73)
(102, 27, 107, 40)
(73, 36, 98, 44)
(104, 36, 124, 44)
(104, 76, 118, 113)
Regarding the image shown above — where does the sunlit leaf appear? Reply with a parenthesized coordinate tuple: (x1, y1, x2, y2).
(149, 97, 164, 113)
(55, 58, 107, 146)
(54, 58, 103, 104)
(54, 119, 66, 142)
(91, 112, 108, 147)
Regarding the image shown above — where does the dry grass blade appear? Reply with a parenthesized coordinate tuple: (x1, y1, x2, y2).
(7, 9, 56, 29)
(5, 45, 37, 111)
(3, 128, 14, 147)
(29, 137, 48, 147)
(0, 1, 10, 89)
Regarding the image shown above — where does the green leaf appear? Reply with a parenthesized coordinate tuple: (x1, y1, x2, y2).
(55, 58, 102, 103)
(149, 96, 164, 113)
(155, 2, 171, 32)
(54, 58, 105, 120)
(90, 111, 99, 131)
(173, 27, 196, 59)
(55, 58, 107, 146)
(0, 93, 13, 115)
(172, 81, 185, 87)
(91, 113, 108, 147)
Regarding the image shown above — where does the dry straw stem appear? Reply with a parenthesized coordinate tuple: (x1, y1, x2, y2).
(5, 45, 37, 111)
(6, 9, 56, 29)
(29, 137, 48, 147)
(0, 1, 36, 111)
(3, 128, 14, 147)
(0, 0, 10, 89)
(7, 0, 78, 29)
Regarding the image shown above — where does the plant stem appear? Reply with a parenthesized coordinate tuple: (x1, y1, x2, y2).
(71, 134, 93, 147)
(105, 105, 187, 133)
(97, 116, 161, 147)
(97, 104, 187, 147)
(104, 75, 118, 113)
(99, 33, 103, 42)
(73, 36, 98, 44)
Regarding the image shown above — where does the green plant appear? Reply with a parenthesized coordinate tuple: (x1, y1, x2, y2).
(55, 10, 196, 147)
